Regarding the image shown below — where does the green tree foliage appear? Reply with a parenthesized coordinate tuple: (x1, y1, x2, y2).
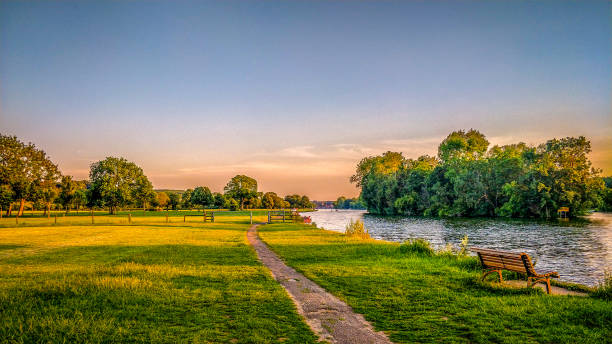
(353, 130, 606, 218)
(225, 197, 239, 211)
(212, 192, 225, 209)
(284, 194, 314, 209)
(89, 157, 153, 214)
(167, 192, 181, 210)
(0, 134, 61, 216)
(600, 177, 612, 212)
(72, 187, 88, 213)
(182, 189, 193, 209)
(191, 186, 213, 210)
(334, 196, 366, 209)
(224, 175, 258, 210)
(156, 192, 170, 210)
(56, 176, 88, 213)
(261, 192, 286, 209)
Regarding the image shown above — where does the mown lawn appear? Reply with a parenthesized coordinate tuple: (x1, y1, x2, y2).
(0, 218, 317, 343)
(258, 223, 612, 344)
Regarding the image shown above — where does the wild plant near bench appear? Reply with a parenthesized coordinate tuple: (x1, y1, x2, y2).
(344, 219, 370, 239)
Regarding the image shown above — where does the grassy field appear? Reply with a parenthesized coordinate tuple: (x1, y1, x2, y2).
(0, 215, 317, 343)
(258, 223, 612, 344)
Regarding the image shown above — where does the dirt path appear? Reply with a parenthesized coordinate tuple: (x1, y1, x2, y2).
(247, 224, 392, 344)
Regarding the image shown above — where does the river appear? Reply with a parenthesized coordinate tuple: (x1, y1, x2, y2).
(307, 209, 612, 287)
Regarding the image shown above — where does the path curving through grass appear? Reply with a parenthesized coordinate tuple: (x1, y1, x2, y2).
(247, 224, 392, 344)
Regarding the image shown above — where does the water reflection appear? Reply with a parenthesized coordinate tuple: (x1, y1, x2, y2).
(308, 209, 612, 286)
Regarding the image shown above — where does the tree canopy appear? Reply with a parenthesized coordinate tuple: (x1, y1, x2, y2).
(353, 130, 607, 218)
(89, 157, 153, 214)
(224, 175, 258, 210)
(0, 134, 61, 216)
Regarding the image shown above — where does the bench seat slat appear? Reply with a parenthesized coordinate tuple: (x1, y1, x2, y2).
(476, 251, 523, 259)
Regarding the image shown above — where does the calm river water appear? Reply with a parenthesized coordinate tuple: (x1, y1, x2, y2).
(308, 210, 612, 286)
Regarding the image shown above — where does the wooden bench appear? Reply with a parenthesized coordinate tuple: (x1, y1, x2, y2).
(471, 247, 559, 294)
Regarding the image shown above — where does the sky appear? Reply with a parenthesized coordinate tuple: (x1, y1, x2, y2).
(1, 0, 610, 200)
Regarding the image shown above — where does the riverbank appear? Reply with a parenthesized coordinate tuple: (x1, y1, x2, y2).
(308, 210, 612, 287)
(258, 223, 611, 343)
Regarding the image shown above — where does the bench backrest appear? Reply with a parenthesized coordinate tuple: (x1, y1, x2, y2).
(471, 247, 531, 275)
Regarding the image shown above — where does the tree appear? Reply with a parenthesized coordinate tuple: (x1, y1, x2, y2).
(132, 175, 155, 212)
(224, 197, 239, 211)
(182, 189, 193, 209)
(191, 186, 213, 210)
(351, 130, 604, 218)
(36, 179, 59, 216)
(224, 175, 258, 210)
(168, 192, 181, 210)
(300, 195, 312, 209)
(57, 176, 78, 212)
(262, 192, 280, 209)
(213, 192, 225, 209)
(284, 194, 301, 208)
(89, 157, 152, 214)
(0, 184, 14, 214)
(0, 134, 61, 216)
(156, 192, 170, 210)
(73, 187, 88, 213)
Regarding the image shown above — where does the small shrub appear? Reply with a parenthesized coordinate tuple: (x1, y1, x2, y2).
(344, 219, 371, 239)
(459, 235, 469, 256)
(399, 238, 434, 256)
(592, 270, 612, 300)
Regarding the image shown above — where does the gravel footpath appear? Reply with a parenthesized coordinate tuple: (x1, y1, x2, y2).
(247, 224, 393, 344)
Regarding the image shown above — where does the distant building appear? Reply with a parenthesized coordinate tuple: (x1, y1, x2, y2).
(312, 200, 335, 209)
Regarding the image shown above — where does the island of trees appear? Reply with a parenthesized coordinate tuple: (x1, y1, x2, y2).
(0, 134, 313, 216)
(351, 129, 612, 218)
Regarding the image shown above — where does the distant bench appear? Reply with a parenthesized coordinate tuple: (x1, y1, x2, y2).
(471, 247, 559, 294)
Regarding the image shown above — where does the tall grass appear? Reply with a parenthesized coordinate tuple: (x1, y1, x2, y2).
(344, 219, 371, 239)
(593, 270, 612, 300)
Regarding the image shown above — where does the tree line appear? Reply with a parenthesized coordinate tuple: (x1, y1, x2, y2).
(351, 129, 612, 218)
(334, 196, 366, 209)
(0, 134, 313, 216)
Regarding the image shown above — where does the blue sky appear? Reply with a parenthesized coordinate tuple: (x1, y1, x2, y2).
(1, 0, 610, 199)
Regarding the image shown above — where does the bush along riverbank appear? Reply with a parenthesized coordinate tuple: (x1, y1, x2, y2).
(258, 222, 611, 343)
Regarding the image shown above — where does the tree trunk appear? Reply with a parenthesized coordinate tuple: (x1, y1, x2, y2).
(17, 199, 25, 217)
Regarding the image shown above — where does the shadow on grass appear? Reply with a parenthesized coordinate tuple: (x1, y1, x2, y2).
(4, 244, 261, 266)
(0, 244, 28, 251)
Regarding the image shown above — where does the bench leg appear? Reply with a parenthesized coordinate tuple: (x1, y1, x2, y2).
(527, 277, 552, 294)
(482, 269, 502, 282)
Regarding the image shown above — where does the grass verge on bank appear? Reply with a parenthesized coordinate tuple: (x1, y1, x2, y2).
(0, 218, 317, 343)
(258, 223, 612, 344)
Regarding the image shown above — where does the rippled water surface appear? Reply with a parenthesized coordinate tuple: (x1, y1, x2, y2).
(308, 210, 612, 286)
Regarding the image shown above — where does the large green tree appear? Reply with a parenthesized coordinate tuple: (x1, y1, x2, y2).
(224, 175, 258, 210)
(0, 134, 61, 216)
(191, 186, 213, 210)
(89, 157, 153, 214)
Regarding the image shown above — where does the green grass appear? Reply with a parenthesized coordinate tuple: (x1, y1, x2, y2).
(0, 217, 317, 343)
(258, 223, 612, 344)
